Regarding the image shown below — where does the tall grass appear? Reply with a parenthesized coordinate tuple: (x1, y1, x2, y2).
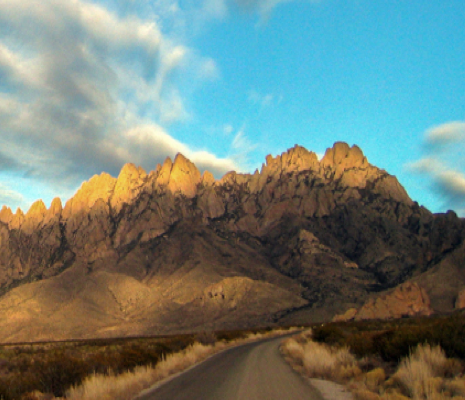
(281, 328, 465, 400)
(66, 342, 220, 400)
(391, 344, 464, 400)
(281, 333, 360, 382)
(65, 327, 297, 400)
(0, 327, 297, 400)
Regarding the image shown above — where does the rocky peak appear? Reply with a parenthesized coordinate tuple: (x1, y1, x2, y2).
(43, 197, 63, 224)
(22, 200, 47, 234)
(261, 145, 319, 177)
(110, 163, 148, 214)
(281, 145, 319, 172)
(168, 153, 202, 198)
(202, 170, 215, 186)
(9, 207, 25, 230)
(49, 197, 63, 215)
(63, 172, 117, 218)
(321, 142, 368, 169)
(0, 206, 13, 224)
(26, 199, 47, 218)
(155, 156, 173, 187)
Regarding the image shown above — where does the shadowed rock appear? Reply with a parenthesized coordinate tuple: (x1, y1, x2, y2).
(0, 142, 463, 342)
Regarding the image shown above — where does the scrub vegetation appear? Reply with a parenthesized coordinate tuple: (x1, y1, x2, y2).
(0, 327, 296, 400)
(281, 312, 465, 400)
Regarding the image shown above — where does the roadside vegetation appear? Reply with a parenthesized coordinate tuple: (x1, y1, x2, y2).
(281, 312, 465, 400)
(0, 326, 296, 400)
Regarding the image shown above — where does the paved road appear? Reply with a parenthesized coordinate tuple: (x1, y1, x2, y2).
(136, 335, 324, 400)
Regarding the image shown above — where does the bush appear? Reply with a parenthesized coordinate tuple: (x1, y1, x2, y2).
(194, 331, 217, 345)
(312, 324, 347, 345)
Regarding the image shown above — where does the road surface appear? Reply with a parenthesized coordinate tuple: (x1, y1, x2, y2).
(136, 335, 325, 400)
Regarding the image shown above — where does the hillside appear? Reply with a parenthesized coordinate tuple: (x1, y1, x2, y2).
(0, 142, 464, 342)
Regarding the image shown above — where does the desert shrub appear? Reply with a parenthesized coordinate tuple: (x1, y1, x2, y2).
(216, 329, 250, 342)
(347, 331, 383, 358)
(380, 390, 410, 400)
(364, 368, 387, 392)
(429, 317, 465, 360)
(312, 324, 347, 345)
(194, 331, 217, 345)
(392, 344, 449, 399)
(0, 335, 198, 399)
(0, 373, 43, 400)
(301, 340, 358, 381)
(282, 338, 304, 363)
(353, 388, 381, 400)
(34, 352, 90, 397)
(444, 377, 465, 397)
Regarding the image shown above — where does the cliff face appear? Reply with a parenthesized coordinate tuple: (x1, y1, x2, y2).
(0, 142, 464, 342)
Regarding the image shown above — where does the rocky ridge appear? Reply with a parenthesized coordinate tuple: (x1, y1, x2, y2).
(0, 142, 464, 342)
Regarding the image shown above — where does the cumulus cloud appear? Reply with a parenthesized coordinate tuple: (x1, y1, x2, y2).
(0, 0, 237, 209)
(409, 121, 465, 215)
(117, 124, 238, 176)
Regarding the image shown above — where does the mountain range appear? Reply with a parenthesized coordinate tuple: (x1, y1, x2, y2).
(0, 142, 464, 342)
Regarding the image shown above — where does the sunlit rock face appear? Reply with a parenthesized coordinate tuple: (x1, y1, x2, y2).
(0, 142, 464, 342)
(333, 282, 434, 322)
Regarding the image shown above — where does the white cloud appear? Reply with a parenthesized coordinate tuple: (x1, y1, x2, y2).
(409, 121, 465, 215)
(437, 170, 465, 197)
(120, 124, 239, 176)
(426, 121, 465, 145)
(0, 0, 239, 209)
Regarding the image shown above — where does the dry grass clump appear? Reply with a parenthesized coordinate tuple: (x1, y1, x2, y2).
(65, 327, 300, 400)
(386, 344, 464, 400)
(0, 326, 299, 400)
(66, 341, 222, 400)
(392, 345, 447, 399)
(281, 331, 361, 382)
(281, 329, 465, 400)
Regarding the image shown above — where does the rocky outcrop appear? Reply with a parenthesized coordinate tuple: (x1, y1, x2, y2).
(0, 141, 463, 341)
(334, 282, 434, 321)
(110, 163, 147, 215)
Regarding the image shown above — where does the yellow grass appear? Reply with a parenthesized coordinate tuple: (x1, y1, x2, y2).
(281, 332, 359, 381)
(281, 330, 464, 400)
(64, 327, 299, 400)
(66, 342, 222, 400)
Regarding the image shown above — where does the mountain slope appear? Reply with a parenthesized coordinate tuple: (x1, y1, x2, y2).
(0, 142, 464, 342)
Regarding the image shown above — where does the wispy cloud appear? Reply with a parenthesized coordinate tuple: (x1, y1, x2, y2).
(408, 121, 465, 215)
(0, 183, 26, 211)
(248, 89, 274, 107)
(229, 126, 258, 168)
(233, 0, 293, 20)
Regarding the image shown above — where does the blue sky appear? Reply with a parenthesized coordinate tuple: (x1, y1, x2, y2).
(0, 0, 464, 215)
